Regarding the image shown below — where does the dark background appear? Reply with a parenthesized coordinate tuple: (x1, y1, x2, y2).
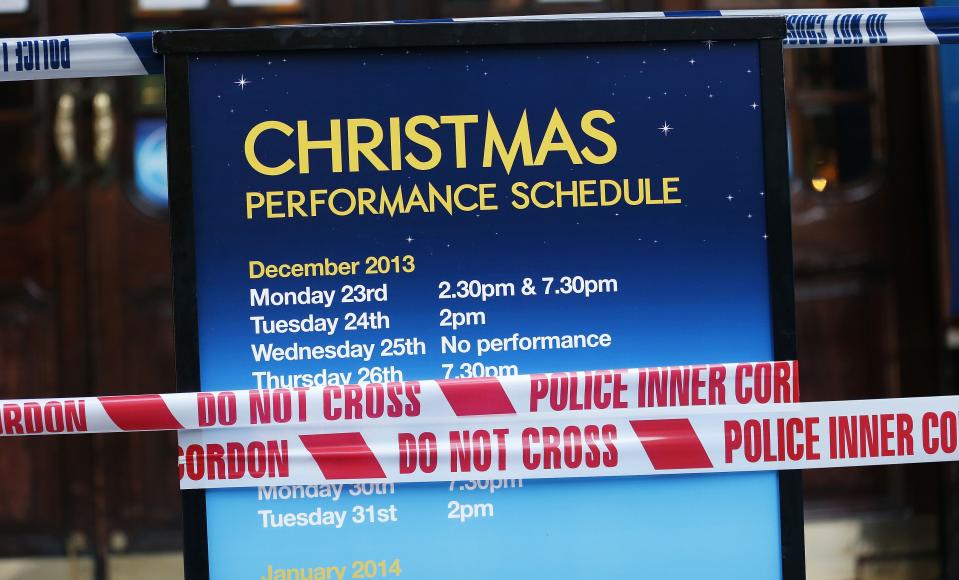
(0, 1, 952, 579)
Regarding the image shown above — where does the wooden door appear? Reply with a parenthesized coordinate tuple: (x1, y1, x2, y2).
(0, 0, 98, 567)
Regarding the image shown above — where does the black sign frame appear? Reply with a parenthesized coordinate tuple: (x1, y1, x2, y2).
(157, 16, 803, 580)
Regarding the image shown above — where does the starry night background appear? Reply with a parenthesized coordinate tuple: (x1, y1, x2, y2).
(186, 40, 783, 579)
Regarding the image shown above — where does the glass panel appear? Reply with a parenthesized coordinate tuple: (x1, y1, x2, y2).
(0, 122, 40, 208)
(227, 0, 300, 6)
(795, 104, 874, 189)
(135, 75, 165, 110)
(0, 0, 27, 14)
(790, 48, 869, 92)
(136, 0, 208, 11)
(786, 47, 880, 195)
(131, 118, 168, 209)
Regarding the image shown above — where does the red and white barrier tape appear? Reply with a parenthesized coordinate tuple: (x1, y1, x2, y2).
(177, 394, 959, 489)
(11, 359, 956, 491)
(0, 360, 796, 436)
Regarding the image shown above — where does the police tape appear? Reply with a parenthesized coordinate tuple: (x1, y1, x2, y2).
(0, 32, 160, 81)
(3, 360, 959, 489)
(471, 6, 958, 47)
(0, 360, 796, 436)
(176, 394, 959, 489)
(1, 7, 957, 82)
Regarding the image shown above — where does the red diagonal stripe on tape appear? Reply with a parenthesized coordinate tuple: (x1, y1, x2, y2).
(299, 433, 386, 479)
(630, 419, 713, 470)
(436, 377, 516, 416)
(98, 395, 183, 431)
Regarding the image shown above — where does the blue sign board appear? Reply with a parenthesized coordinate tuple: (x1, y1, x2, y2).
(158, 18, 800, 580)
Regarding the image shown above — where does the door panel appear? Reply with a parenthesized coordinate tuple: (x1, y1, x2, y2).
(86, 158, 181, 553)
(0, 0, 96, 560)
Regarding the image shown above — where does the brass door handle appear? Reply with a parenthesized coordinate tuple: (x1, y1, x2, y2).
(53, 92, 77, 167)
(92, 91, 115, 167)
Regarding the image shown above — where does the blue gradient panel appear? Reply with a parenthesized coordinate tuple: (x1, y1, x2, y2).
(186, 40, 783, 579)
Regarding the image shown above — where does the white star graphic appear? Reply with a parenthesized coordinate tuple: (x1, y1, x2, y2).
(750, 102, 759, 110)
(405, 236, 414, 243)
(726, 194, 734, 201)
(703, 40, 716, 50)
(658, 122, 673, 136)
(763, 233, 769, 240)
(234, 75, 250, 90)
(689, 58, 696, 65)
(760, 191, 765, 196)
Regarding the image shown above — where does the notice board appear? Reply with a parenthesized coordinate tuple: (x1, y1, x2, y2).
(156, 16, 803, 580)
